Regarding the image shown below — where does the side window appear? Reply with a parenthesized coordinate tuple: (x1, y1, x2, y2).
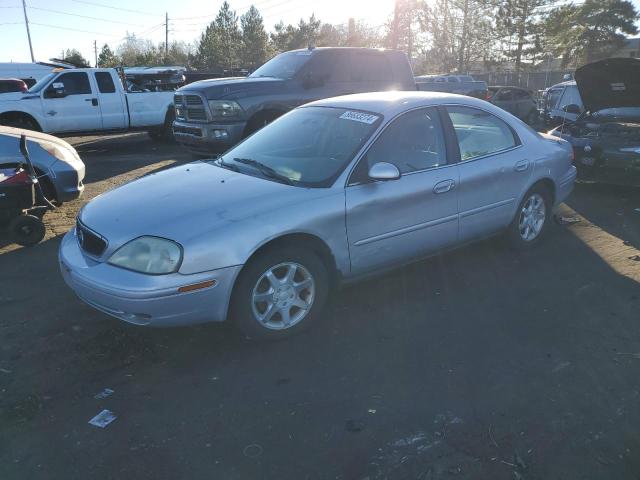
(95, 72, 116, 93)
(353, 108, 446, 182)
(496, 89, 514, 101)
(559, 86, 583, 110)
(350, 52, 392, 82)
(302, 51, 350, 83)
(447, 77, 458, 83)
(446, 106, 518, 161)
(546, 88, 563, 110)
(52, 72, 91, 95)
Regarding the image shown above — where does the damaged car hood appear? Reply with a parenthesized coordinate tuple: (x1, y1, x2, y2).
(575, 58, 640, 113)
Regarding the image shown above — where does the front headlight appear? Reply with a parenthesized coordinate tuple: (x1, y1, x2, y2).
(208, 100, 243, 120)
(40, 141, 83, 166)
(108, 236, 183, 274)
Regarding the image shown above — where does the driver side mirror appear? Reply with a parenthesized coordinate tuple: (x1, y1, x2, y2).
(368, 162, 400, 181)
(562, 104, 581, 115)
(44, 82, 67, 98)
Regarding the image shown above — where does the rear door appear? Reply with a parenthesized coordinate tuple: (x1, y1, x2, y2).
(93, 71, 127, 129)
(349, 50, 394, 93)
(445, 105, 532, 241)
(41, 71, 102, 132)
(345, 107, 459, 274)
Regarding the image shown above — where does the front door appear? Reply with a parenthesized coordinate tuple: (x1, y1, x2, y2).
(444, 105, 533, 242)
(41, 72, 102, 133)
(346, 107, 459, 275)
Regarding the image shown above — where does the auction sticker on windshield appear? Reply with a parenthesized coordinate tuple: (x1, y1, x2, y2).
(339, 111, 379, 124)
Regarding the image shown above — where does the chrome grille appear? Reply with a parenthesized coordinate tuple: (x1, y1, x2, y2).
(76, 220, 107, 257)
(174, 94, 207, 122)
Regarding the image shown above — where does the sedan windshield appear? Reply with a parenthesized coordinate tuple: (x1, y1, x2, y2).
(28, 73, 55, 93)
(220, 106, 382, 187)
(249, 51, 312, 79)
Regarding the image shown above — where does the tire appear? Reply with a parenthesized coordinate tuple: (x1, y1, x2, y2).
(1, 115, 39, 131)
(243, 111, 282, 138)
(149, 109, 175, 143)
(506, 186, 552, 249)
(9, 215, 45, 247)
(231, 247, 329, 340)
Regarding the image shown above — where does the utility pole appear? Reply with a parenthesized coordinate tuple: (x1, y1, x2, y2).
(94, 40, 98, 67)
(22, 0, 35, 62)
(165, 12, 169, 61)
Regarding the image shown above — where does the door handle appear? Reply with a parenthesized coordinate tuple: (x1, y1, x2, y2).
(433, 179, 455, 194)
(514, 160, 529, 172)
(85, 98, 99, 106)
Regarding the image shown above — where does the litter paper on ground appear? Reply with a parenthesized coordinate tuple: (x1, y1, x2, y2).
(88, 409, 117, 428)
(94, 388, 114, 400)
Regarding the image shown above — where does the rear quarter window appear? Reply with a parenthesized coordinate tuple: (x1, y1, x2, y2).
(95, 72, 116, 93)
(350, 52, 392, 83)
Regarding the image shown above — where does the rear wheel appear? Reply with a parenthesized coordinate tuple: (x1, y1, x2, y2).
(506, 186, 552, 249)
(10, 215, 45, 247)
(231, 247, 329, 340)
(148, 109, 175, 143)
(0, 114, 40, 131)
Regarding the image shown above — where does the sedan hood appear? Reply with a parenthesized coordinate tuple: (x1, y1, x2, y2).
(79, 161, 323, 251)
(575, 58, 640, 113)
(178, 76, 286, 100)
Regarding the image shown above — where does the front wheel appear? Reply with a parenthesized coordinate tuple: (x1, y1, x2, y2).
(231, 247, 329, 340)
(506, 187, 552, 249)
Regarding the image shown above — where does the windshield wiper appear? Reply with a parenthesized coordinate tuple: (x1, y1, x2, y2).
(215, 157, 240, 172)
(232, 157, 294, 185)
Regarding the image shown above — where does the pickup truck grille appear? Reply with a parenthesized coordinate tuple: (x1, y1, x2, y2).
(76, 220, 107, 257)
(174, 94, 207, 122)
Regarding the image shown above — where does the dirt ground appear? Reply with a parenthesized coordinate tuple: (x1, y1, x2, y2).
(1, 133, 639, 479)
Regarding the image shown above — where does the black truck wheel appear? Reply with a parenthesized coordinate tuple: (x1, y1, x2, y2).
(10, 215, 45, 247)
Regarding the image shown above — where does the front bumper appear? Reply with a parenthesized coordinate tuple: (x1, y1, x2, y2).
(58, 230, 242, 327)
(50, 161, 85, 202)
(556, 165, 577, 205)
(173, 120, 246, 155)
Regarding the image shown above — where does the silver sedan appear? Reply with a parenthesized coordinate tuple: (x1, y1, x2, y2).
(59, 92, 576, 339)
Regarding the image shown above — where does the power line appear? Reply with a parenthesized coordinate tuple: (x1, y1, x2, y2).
(27, 6, 146, 27)
(71, 0, 162, 17)
(29, 21, 121, 37)
(172, 0, 296, 21)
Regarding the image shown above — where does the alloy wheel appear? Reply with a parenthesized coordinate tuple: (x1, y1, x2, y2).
(518, 193, 546, 241)
(251, 262, 315, 330)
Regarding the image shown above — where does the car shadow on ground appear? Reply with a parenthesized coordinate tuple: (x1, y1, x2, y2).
(566, 182, 640, 249)
(1, 219, 640, 479)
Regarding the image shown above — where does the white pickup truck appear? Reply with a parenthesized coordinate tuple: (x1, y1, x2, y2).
(0, 68, 174, 140)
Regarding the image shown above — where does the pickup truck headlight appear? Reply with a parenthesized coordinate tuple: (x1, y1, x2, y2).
(208, 100, 243, 120)
(108, 236, 182, 274)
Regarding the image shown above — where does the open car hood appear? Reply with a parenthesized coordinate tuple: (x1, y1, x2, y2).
(575, 58, 640, 113)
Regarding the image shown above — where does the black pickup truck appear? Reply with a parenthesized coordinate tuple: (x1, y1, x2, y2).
(173, 47, 416, 153)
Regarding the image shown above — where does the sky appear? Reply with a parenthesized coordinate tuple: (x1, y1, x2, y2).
(0, 0, 395, 64)
(1, 0, 639, 64)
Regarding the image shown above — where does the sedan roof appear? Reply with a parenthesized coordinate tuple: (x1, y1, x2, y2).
(306, 91, 495, 118)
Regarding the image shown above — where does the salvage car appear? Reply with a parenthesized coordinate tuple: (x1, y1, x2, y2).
(487, 86, 538, 124)
(59, 92, 576, 339)
(0, 125, 85, 204)
(549, 58, 640, 186)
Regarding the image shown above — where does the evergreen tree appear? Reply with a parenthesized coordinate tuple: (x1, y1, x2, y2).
(194, 1, 241, 69)
(62, 49, 90, 67)
(546, 0, 638, 67)
(97, 44, 119, 67)
(240, 6, 269, 69)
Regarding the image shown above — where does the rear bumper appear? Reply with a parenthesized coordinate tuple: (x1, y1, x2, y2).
(556, 165, 577, 205)
(173, 120, 246, 154)
(58, 230, 242, 327)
